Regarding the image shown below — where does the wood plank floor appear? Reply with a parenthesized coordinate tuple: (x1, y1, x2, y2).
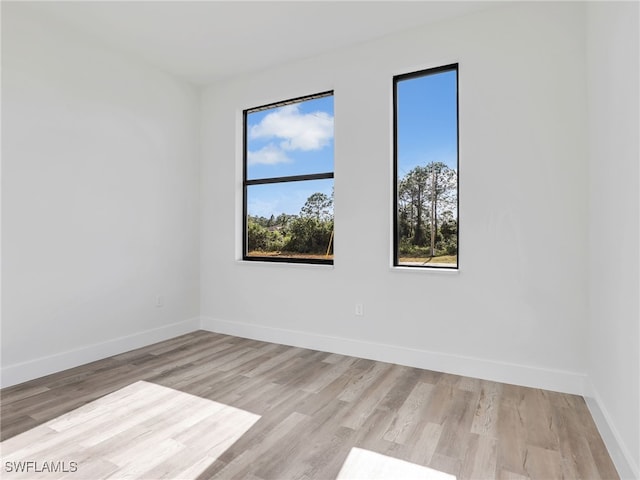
(0, 331, 619, 479)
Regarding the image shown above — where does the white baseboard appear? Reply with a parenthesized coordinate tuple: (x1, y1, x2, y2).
(0, 317, 201, 388)
(584, 380, 639, 480)
(4, 315, 633, 478)
(2, 314, 588, 396)
(200, 316, 587, 396)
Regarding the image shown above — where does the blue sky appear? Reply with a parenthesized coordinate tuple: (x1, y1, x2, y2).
(246, 70, 457, 218)
(246, 95, 334, 217)
(396, 69, 458, 179)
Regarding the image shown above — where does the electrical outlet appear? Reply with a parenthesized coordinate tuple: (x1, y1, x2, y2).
(355, 303, 364, 316)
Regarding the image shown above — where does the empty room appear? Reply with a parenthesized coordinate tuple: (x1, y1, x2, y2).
(1, 1, 638, 479)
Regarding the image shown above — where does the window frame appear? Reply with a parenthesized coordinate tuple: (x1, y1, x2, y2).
(392, 63, 460, 270)
(242, 91, 335, 265)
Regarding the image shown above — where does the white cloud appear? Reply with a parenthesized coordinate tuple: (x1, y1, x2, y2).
(247, 143, 291, 165)
(249, 104, 334, 152)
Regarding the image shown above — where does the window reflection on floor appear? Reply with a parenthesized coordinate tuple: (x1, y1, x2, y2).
(337, 447, 456, 480)
(0, 381, 261, 479)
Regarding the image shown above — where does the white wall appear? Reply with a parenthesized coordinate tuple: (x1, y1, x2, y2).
(586, 2, 640, 478)
(1, 1, 637, 475)
(1, 5, 201, 386)
(200, 3, 589, 394)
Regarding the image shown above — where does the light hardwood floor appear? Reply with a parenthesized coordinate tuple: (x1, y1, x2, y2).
(0, 331, 619, 479)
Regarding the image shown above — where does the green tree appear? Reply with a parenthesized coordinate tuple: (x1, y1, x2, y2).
(397, 162, 457, 257)
(247, 219, 269, 251)
(300, 192, 333, 221)
(398, 167, 429, 245)
(286, 217, 333, 254)
(275, 213, 295, 231)
(285, 192, 334, 254)
(247, 216, 287, 253)
(267, 214, 275, 227)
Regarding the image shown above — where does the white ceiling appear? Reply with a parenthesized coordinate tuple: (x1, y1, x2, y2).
(12, 1, 499, 85)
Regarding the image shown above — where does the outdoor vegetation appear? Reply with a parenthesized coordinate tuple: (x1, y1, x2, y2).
(244, 70, 458, 266)
(247, 192, 334, 259)
(246, 158, 458, 265)
(397, 161, 457, 264)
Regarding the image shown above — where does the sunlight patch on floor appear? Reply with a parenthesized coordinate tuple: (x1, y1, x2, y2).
(0, 381, 260, 479)
(337, 447, 457, 480)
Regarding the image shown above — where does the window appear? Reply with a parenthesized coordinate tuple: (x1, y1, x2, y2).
(243, 92, 334, 264)
(393, 64, 459, 269)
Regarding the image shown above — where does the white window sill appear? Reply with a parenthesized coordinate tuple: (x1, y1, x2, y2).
(390, 265, 460, 274)
(236, 259, 334, 271)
